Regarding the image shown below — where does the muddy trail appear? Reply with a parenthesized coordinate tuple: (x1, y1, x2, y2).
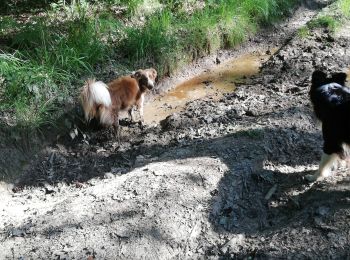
(2, 3, 350, 259)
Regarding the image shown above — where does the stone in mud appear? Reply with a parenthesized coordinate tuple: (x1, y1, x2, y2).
(111, 167, 127, 175)
(221, 234, 245, 254)
(160, 113, 200, 130)
(203, 116, 213, 124)
(104, 172, 115, 179)
(9, 228, 26, 237)
(134, 155, 146, 167)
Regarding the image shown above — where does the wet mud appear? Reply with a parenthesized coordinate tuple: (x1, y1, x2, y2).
(144, 52, 272, 124)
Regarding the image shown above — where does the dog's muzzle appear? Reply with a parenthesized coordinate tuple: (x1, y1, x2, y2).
(147, 79, 154, 90)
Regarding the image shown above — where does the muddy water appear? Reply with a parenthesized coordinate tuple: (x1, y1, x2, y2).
(143, 51, 273, 124)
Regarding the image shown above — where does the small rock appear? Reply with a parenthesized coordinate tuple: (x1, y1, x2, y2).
(9, 228, 26, 237)
(111, 167, 127, 175)
(134, 155, 146, 167)
(203, 116, 213, 123)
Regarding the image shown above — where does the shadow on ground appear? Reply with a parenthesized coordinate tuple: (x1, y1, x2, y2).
(3, 98, 350, 258)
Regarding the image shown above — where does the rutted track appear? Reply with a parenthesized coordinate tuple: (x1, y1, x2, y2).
(2, 2, 350, 259)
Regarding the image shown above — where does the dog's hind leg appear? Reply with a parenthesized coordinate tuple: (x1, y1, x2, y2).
(306, 153, 338, 182)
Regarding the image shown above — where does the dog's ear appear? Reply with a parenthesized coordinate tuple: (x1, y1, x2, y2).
(331, 72, 347, 86)
(131, 70, 141, 79)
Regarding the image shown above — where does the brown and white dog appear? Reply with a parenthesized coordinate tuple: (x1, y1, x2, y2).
(80, 68, 157, 140)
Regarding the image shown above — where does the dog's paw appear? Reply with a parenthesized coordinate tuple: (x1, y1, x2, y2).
(138, 120, 145, 128)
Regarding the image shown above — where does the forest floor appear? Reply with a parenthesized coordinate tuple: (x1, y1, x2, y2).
(2, 2, 350, 259)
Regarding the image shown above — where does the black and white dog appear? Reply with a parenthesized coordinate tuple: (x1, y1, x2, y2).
(307, 70, 349, 181)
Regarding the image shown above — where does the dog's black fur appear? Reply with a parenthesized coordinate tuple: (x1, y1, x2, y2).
(310, 70, 349, 157)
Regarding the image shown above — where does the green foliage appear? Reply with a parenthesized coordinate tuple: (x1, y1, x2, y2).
(339, 0, 350, 17)
(302, 0, 350, 35)
(297, 26, 310, 38)
(0, 16, 18, 35)
(0, 8, 118, 125)
(159, 0, 183, 12)
(309, 15, 339, 31)
(99, 0, 145, 15)
(121, 10, 173, 61)
(14, 97, 56, 129)
(121, 0, 145, 15)
(119, 0, 298, 76)
(0, 53, 60, 127)
(120, 10, 178, 75)
(1, 0, 298, 127)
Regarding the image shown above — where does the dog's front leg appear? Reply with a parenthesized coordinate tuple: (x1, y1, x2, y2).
(138, 94, 145, 122)
(128, 108, 135, 122)
(113, 114, 121, 143)
(306, 153, 338, 181)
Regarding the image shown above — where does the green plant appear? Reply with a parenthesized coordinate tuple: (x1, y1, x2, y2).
(339, 0, 350, 17)
(0, 16, 18, 35)
(14, 97, 56, 129)
(0, 11, 114, 126)
(1, 0, 299, 128)
(309, 15, 339, 31)
(120, 10, 176, 72)
(159, 0, 183, 12)
(297, 26, 309, 38)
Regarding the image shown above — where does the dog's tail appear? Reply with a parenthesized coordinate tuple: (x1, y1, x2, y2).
(80, 79, 112, 122)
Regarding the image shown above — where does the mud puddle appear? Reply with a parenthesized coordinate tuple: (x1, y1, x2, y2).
(143, 51, 274, 124)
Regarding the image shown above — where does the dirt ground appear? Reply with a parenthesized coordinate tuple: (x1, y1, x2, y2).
(2, 2, 350, 259)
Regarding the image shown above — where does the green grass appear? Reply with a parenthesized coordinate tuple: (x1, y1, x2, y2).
(309, 15, 339, 31)
(339, 0, 350, 17)
(120, 0, 298, 75)
(0, 4, 122, 127)
(297, 0, 350, 37)
(297, 26, 310, 38)
(0, 0, 298, 128)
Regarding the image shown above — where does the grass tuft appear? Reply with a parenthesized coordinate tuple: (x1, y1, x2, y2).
(297, 26, 310, 38)
(309, 15, 339, 31)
